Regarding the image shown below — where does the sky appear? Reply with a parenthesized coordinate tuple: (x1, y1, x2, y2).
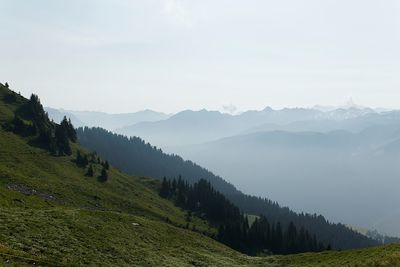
(1, 0, 400, 113)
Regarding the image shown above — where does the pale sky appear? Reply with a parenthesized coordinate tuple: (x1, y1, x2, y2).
(1, 0, 400, 113)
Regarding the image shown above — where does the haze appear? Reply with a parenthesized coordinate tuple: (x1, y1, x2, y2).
(1, 0, 400, 113)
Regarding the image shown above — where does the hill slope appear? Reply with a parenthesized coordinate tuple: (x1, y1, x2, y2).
(0, 84, 265, 266)
(1, 84, 399, 266)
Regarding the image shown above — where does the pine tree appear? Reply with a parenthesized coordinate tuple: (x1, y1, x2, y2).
(60, 116, 77, 143)
(99, 167, 108, 182)
(67, 118, 77, 142)
(76, 150, 83, 165)
(83, 154, 89, 166)
(12, 116, 26, 134)
(5, 82, 9, 88)
(104, 160, 110, 170)
(86, 165, 94, 177)
(159, 177, 170, 198)
(55, 123, 71, 155)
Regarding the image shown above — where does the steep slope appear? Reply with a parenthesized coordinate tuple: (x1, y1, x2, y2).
(1, 84, 399, 266)
(77, 127, 378, 250)
(0, 84, 265, 266)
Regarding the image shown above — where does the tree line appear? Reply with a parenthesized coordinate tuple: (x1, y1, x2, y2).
(3, 89, 77, 156)
(160, 177, 328, 255)
(226, 193, 378, 249)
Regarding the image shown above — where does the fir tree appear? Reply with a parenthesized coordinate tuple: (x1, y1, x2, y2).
(76, 151, 83, 165)
(76, 151, 89, 167)
(99, 167, 108, 182)
(12, 116, 26, 134)
(159, 177, 170, 198)
(86, 165, 94, 177)
(67, 118, 77, 142)
(102, 160, 110, 170)
(55, 123, 71, 155)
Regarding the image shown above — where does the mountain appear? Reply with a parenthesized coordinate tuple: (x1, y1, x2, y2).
(0, 84, 280, 266)
(115, 107, 379, 148)
(116, 109, 239, 147)
(45, 107, 170, 131)
(172, 128, 400, 237)
(3, 83, 400, 266)
(77, 127, 377, 249)
(45, 107, 85, 127)
(246, 111, 400, 135)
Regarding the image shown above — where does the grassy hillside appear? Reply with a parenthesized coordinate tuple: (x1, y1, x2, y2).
(1, 84, 400, 266)
(277, 244, 400, 267)
(0, 85, 266, 266)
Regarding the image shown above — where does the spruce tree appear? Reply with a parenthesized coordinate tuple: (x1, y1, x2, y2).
(104, 160, 110, 170)
(86, 164, 94, 177)
(67, 118, 77, 142)
(76, 151, 83, 165)
(159, 177, 170, 198)
(55, 123, 71, 155)
(83, 155, 89, 166)
(12, 116, 26, 134)
(100, 167, 108, 182)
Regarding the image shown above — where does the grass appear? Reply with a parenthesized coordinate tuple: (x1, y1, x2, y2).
(278, 245, 400, 267)
(0, 207, 266, 266)
(0, 129, 260, 266)
(0, 85, 266, 266)
(1, 84, 400, 266)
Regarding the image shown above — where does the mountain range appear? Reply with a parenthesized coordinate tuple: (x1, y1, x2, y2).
(2, 83, 400, 266)
(114, 106, 385, 147)
(47, 105, 400, 237)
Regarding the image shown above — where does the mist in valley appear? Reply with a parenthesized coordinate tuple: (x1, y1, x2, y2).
(48, 105, 400, 237)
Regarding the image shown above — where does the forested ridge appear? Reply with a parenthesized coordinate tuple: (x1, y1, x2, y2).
(0, 84, 326, 259)
(0, 84, 271, 266)
(0, 86, 379, 251)
(77, 127, 378, 250)
(77, 127, 238, 195)
(160, 177, 328, 255)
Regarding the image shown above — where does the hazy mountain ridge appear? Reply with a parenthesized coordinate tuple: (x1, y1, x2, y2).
(46, 104, 400, 238)
(77, 127, 378, 249)
(2, 83, 399, 266)
(115, 106, 384, 147)
(171, 127, 400, 237)
(45, 107, 170, 131)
